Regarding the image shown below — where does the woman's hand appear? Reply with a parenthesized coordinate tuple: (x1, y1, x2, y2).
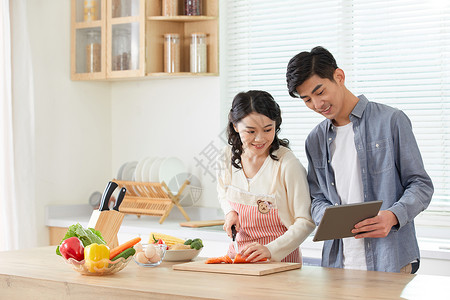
(223, 211, 239, 238)
(241, 242, 271, 262)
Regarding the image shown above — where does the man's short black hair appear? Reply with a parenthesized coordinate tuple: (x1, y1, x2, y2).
(286, 46, 338, 98)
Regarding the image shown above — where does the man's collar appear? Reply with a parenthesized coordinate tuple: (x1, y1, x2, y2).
(326, 94, 368, 130)
(351, 95, 368, 118)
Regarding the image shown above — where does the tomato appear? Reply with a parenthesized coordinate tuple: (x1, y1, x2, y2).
(157, 239, 164, 245)
(60, 237, 85, 261)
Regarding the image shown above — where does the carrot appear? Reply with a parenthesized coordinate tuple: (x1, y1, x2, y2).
(223, 255, 233, 264)
(233, 253, 268, 264)
(233, 253, 247, 263)
(205, 255, 233, 264)
(205, 257, 222, 264)
(109, 237, 141, 259)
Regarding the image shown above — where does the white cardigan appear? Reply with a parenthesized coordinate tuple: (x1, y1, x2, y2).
(216, 146, 315, 261)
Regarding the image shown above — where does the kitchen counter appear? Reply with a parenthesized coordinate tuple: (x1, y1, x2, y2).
(45, 204, 450, 274)
(0, 246, 449, 299)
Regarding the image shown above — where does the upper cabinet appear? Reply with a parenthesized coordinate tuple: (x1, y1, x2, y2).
(71, 0, 219, 80)
(71, 0, 145, 80)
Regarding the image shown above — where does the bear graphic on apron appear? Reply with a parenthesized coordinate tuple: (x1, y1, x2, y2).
(225, 157, 300, 263)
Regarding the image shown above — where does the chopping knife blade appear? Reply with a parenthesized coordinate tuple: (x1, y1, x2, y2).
(231, 225, 239, 254)
(113, 187, 126, 211)
(99, 181, 118, 211)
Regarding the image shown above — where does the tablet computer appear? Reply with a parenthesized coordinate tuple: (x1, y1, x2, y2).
(313, 200, 383, 242)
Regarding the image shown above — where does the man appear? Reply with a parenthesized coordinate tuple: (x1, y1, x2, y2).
(285, 46, 433, 273)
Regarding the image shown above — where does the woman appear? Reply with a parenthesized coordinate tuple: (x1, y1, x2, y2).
(217, 90, 315, 263)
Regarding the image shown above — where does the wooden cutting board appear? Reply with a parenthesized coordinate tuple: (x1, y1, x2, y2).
(179, 220, 225, 228)
(172, 260, 301, 276)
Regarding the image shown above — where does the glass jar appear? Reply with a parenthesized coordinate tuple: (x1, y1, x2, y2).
(184, 0, 202, 16)
(112, 0, 132, 18)
(162, 0, 178, 16)
(190, 33, 207, 73)
(164, 34, 180, 73)
(85, 30, 101, 73)
(112, 0, 121, 18)
(112, 29, 131, 71)
(84, 0, 98, 21)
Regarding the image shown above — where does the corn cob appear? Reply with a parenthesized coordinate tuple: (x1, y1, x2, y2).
(149, 232, 185, 246)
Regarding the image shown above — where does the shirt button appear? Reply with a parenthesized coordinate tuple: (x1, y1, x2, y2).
(376, 144, 379, 148)
(328, 160, 330, 163)
(329, 138, 332, 141)
(331, 182, 335, 186)
(362, 168, 365, 173)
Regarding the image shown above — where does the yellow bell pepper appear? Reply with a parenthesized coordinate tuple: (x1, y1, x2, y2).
(84, 243, 110, 273)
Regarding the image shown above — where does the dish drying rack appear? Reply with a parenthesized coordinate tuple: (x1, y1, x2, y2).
(112, 179, 191, 224)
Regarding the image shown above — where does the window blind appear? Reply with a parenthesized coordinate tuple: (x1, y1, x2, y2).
(225, 0, 450, 209)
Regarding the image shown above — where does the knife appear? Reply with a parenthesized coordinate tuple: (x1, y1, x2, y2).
(99, 181, 118, 211)
(113, 187, 127, 211)
(231, 224, 239, 254)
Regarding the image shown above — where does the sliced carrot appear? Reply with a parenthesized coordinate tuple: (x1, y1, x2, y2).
(205, 257, 222, 264)
(205, 255, 233, 264)
(223, 255, 233, 264)
(205, 254, 268, 264)
(233, 253, 268, 264)
(109, 237, 141, 259)
(233, 253, 247, 263)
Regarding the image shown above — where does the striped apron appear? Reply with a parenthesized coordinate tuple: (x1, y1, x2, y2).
(225, 159, 300, 263)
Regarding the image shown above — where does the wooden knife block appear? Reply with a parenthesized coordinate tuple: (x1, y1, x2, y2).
(88, 209, 124, 249)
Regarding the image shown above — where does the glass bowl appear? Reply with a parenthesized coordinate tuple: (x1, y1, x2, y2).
(62, 256, 132, 276)
(133, 243, 167, 267)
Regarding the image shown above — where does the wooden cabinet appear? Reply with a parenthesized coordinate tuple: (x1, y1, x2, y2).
(71, 0, 219, 80)
(146, 0, 219, 76)
(49, 226, 68, 245)
(71, 0, 146, 80)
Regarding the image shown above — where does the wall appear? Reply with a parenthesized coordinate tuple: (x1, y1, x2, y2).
(110, 78, 222, 208)
(26, 0, 224, 246)
(27, 0, 112, 245)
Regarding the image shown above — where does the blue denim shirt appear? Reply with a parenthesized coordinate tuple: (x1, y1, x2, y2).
(306, 95, 434, 272)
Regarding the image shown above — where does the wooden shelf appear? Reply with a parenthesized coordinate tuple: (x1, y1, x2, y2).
(146, 72, 219, 77)
(146, 0, 219, 75)
(73, 20, 103, 29)
(148, 16, 217, 22)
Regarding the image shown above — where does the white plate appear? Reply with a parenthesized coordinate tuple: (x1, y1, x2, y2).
(122, 161, 138, 181)
(88, 191, 102, 208)
(117, 162, 128, 180)
(141, 157, 157, 182)
(134, 157, 150, 182)
(159, 157, 186, 189)
(149, 157, 164, 182)
(164, 248, 201, 262)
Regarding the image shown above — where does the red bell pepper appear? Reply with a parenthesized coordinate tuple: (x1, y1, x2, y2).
(60, 237, 85, 261)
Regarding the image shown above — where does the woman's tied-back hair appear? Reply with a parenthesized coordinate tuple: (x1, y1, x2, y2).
(286, 46, 338, 98)
(227, 90, 289, 169)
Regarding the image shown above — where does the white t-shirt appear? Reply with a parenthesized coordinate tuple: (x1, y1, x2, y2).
(330, 122, 367, 270)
